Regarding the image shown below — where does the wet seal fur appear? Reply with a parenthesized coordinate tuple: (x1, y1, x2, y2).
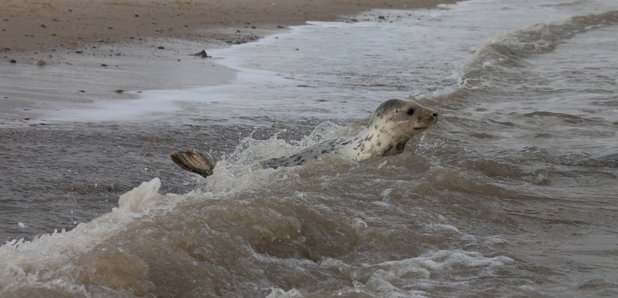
(171, 99, 438, 177)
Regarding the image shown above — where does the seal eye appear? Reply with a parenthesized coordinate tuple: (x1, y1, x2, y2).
(406, 108, 415, 116)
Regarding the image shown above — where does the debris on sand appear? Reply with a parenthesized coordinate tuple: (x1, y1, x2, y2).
(193, 49, 210, 58)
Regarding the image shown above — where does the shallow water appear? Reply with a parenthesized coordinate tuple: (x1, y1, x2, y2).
(2, 0, 618, 297)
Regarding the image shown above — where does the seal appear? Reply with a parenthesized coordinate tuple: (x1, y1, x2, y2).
(171, 99, 438, 177)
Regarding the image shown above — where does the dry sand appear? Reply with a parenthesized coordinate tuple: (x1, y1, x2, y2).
(0, 0, 455, 122)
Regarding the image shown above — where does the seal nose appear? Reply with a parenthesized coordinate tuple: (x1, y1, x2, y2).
(432, 112, 438, 118)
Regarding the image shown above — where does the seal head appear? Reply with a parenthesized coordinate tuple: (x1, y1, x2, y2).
(342, 99, 438, 160)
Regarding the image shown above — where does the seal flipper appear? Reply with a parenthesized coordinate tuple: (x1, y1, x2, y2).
(170, 149, 216, 178)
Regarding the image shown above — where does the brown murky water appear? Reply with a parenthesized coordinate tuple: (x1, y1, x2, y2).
(1, 0, 618, 297)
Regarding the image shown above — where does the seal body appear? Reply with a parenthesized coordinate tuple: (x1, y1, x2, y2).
(261, 99, 438, 168)
(172, 99, 438, 176)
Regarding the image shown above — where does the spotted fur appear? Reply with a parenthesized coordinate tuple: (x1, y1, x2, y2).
(261, 99, 438, 168)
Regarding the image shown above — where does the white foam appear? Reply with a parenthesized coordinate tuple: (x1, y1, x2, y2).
(118, 178, 164, 212)
(266, 288, 304, 298)
(358, 250, 514, 296)
(0, 178, 180, 291)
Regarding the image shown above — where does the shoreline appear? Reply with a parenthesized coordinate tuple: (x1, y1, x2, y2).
(0, 0, 456, 122)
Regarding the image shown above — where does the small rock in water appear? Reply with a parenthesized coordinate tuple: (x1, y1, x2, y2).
(115, 89, 124, 94)
(9, 59, 16, 63)
(157, 46, 165, 50)
(34, 59, 46, 66)
(193, 49, 210, 58)
(101, 63, 108, 67)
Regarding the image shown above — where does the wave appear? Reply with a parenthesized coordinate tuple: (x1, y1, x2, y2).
(459, 10, 618, 89)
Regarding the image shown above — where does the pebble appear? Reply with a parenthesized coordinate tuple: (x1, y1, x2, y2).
(115, 89, 124, 94)
(9, 59, 16, 63)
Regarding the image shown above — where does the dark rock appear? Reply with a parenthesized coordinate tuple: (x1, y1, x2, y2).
(157, 46, 165, 50)
(193, 50, 210, 58)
